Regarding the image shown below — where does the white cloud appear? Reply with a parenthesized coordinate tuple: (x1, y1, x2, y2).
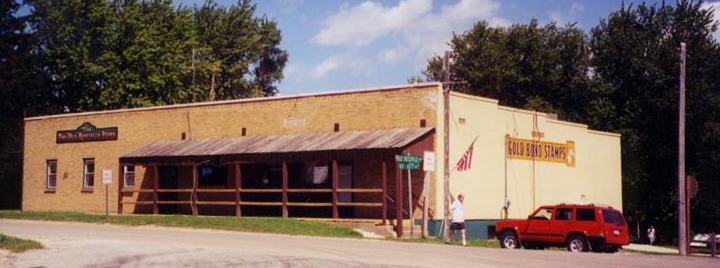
(312, 0, 505, 74)
(702, 2, 720, 41)
(570, 2, 585, 14)
(310, 56, 340, 79)
(312, 0, 432, 46)
(379, 48, 406, 64)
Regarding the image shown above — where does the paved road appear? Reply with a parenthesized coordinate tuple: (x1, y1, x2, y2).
(1, 219, 719, 267)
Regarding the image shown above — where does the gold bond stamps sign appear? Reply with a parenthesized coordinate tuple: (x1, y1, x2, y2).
(506, 136, 575, 167)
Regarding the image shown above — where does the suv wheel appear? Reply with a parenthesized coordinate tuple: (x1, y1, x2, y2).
(499, 230, 521, 249)
(567, 235, 588, 252)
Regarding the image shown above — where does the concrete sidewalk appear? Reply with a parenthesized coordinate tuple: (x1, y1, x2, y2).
(624, 243, 678, 254)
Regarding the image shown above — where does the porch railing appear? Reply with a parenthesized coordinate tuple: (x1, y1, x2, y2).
(118, 187, 386, 222)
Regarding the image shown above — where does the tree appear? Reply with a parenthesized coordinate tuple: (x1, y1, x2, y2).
(0, 0, 46, 209)
(27, 0, 287, 111)
(192, 0, 287, 100)
(28, 0, 117, 112)
(109, 0, 198, 108)
(589, 0, 720, 241)
(421, 19, 592, 122)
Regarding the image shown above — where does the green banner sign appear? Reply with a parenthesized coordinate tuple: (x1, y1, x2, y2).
(396, 155, 422, 170)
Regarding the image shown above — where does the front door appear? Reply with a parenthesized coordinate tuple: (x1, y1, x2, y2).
(547, 207, 573, 243)
(524, 207, 554, 241)
(158, 166, 179, 214)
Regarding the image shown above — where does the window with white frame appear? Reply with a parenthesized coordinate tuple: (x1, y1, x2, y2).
(47, 160, 57, 190)
(124, 165, 135, 187)
(83, 158, 94, 188)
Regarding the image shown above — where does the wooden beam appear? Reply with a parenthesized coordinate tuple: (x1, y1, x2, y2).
(396, 161, 403, 238)
(153, 164, 158, 215)
(332, 160, 339, 219)
(382, 160, 387, 225)
(235, 163, 242, 217)
(117, 163, 124, 215)
(192, 164, 198, 216)
(282, 161, 288, 218)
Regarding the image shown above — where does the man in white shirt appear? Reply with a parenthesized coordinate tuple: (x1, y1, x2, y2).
(445, 194, 467, 246)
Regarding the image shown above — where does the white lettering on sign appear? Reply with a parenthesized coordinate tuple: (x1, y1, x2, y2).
(283, 118, 306, 128)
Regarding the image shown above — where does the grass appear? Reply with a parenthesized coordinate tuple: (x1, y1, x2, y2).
(0, 233, 44, 253)
(0, 210, 363, 238)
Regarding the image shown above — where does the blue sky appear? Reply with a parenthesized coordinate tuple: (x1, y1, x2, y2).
(178, 0, 720, 95)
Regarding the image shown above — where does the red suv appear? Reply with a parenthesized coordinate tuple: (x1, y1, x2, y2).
(495, 204, 629, 252)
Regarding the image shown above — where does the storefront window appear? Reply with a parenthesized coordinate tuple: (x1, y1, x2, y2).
(124, 165, 135, 187)
(47, 160, 57, 190)
(83, 158, 94, 189)
(198, 165, 226, 187)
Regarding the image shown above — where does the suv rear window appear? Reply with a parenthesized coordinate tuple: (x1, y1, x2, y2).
(576, 208, 595, 221)
(601, 209, 626, 225)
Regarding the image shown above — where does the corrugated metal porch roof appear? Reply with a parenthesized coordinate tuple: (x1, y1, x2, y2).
(120, 128, 433, 162)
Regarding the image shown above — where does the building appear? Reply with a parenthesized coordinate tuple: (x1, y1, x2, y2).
(22, 83, 621, 238)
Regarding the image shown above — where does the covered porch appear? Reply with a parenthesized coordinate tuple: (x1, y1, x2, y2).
(118, 128, 435, 237)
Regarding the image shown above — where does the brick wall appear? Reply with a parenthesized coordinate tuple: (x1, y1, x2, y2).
(22, 84, 441, 214)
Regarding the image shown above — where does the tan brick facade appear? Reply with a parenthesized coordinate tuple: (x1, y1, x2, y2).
(23, 84, 441, 216)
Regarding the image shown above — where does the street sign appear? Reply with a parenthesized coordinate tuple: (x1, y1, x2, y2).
(396, 155, 422, 170)
(423, 151, 435, 171)
(102, 169, 113, 184)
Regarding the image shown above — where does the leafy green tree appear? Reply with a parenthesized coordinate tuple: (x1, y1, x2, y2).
(590, 0, 720, 241)
(108, 0, 197, 108)
(28, 0, 117, 112)
(28, 0, 287, 110)
(0, 0, 46, 209)
(193, 0, 287, 100)
(422, 19, 591, 122)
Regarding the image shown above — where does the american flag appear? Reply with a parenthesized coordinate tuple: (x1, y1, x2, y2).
(455, 138, 476, 171)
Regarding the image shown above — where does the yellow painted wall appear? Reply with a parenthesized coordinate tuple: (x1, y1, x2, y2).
(443, 92, 622, 220)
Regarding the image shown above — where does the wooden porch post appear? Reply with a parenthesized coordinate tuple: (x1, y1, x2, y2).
(192, 164, 198, 216)
(396, 162, 403, 237)
(282, 161, 288, 218)
(117, 163, 124, 215)
(332, 160, 339, 219)
(235, 163, 242, 217)
(382, 160, 387, 225)
(152, 164, 158, 215)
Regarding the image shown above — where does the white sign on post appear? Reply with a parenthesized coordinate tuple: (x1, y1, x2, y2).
(102, 169, 113, 184)
(423, 151, 435, 171)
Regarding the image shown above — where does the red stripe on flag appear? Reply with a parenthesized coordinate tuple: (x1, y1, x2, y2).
(455, 141, 475, 171)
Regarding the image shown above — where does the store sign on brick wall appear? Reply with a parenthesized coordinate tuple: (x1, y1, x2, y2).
(56, 122, 118, 143)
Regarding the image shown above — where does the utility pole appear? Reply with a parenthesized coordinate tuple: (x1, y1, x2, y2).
(442, 51, 451, 241)
(678, 42, 688, 256)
